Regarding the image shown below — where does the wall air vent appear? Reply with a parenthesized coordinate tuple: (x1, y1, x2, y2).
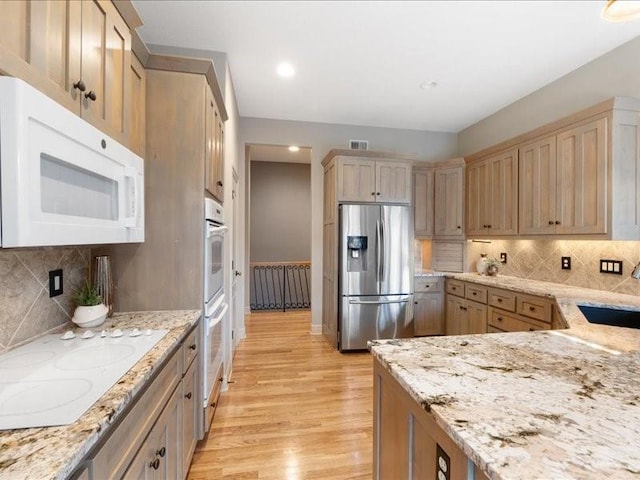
(349, 139, 369, 151)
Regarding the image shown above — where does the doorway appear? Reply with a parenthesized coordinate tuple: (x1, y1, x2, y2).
(247, 144, 312, 312)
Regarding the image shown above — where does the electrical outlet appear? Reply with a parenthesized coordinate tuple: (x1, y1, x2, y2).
(561, 256, 571, 270)
(599, 259, 623, 275)
(500, 252, 507, 264)
(49, 269, 63, 297)
(435, 444, 450, 480)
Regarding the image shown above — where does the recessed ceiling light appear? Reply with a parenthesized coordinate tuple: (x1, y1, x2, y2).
(288, 145, 300, 152)
(277, 62, 295, 78)
(420, 80, 438, 90)
(602, 0, 640, 22)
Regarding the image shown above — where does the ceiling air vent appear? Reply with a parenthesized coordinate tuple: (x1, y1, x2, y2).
(349, 139, 369, 151)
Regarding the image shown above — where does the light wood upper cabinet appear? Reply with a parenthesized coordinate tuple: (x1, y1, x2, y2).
(413, 167, 434, 238)
(129, 54, 146, 158)
(375, 161, 411, 203)
(205, 90, 225, 203)
(336, 156, 411, 203)
(434, 165, 464, 238)
(0, 0, 133, 148)
(520, 117, 607, 235)
(467, 148, 518, 237)
(337, 157, 376, 202)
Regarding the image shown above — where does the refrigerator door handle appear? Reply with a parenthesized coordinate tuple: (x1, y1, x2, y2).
(380, 218, 385, 281)
(375, 220, 382, 284)
(348, 298, 411, 305)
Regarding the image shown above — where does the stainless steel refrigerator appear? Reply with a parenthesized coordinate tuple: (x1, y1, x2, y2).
(339, 204, 414, 351)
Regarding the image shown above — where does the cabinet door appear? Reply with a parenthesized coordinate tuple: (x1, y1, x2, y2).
(129, 54, 146, 158)
(413, 168, 434, 237)
(414, 293, 444, 336)
(205, 88, 216, 197)
(0, 0, 81, 112)
(182, 360, 198, 474)
(213, 110, 225, 202)
(556, 117, 607, 235)
(465, 301, 487, 334)
(80, 0, 131, 145)
(376, 161, 411, 203)
(337, 157, 376, 202)
(434, 166, 464, 237)
(519, 135, 557, 235)
(465, 160, 489, 236)
(445, 294, 464, 335)
(487, 148, 518, 235)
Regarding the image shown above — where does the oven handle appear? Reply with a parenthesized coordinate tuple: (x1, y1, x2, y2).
(207, 224, 229, 237)
(348, 298, 411, 305)
(207, 303, 228, 333)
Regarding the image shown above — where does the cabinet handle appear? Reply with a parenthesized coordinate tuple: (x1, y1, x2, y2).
(456, 226, 461, 229)
(219, 376, 224, 382)
(529, 306, 536, 311)
(487, 224, 492, 228)
(459, 306, 467, 311)
(210, 401, 217, 408)
(529, 327, 535, 331)
(217, 180, 223, 187)
(185, 392, 192, 399)
(371, 192, 376, 196)
(376, 192, 381, 196)
(156, 447, 166, 458)
(555, 220, 561, 225)
(149, 458, 160, 470)
(189, 344, 197, 350)
(73, 80, 86, 92)
(414, 301, 418, 305)
(472, 292, 477, 296)
(497, 298, 503, 302)
(84, 90, 97, 101)
(496, 317, 503, 321)
(548, 220, 554, 225)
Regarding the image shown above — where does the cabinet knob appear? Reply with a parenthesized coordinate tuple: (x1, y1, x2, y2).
(235, 270, 243, 277)
(210, 401, 217, 408)
(73, 80, 86, 92)
(456, 226, 461, 229)
(482, 224, 487, 228)
(156, 447, 166, 458)
(189, 344, 197, 350)
(497, 298, 503, 302)
(84, 90, 97, 101)
(487, 224, 492, 228)
(529, 327, 535, 331)
(529, 306, 536, 311)
(376, 192, 381, 196)
(217, 180, 223, 187)
(185, 392, 192, 399)
(371, 192, 375, 196)
(548, 220, 554, 225)
(555, 220, 561, 225)
(497, 317, 503, 321)
(414, 301, 418, 305)
(149, 458, 160, 470)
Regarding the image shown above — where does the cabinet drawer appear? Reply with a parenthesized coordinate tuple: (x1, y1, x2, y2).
(415, 277, 443, 293)
(487, 325, 506, 333)
(183, 324, 199, 373)
(488, 308, 548, 332)
(487, 288, 517, 312)
(516, 294, 552, 323)
(446, 279, 465, 298)
(91, 346, 182, 478)
(465, 284, 487, 304)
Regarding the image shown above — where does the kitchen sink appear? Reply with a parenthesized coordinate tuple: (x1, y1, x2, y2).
(577, 305, 640, 329)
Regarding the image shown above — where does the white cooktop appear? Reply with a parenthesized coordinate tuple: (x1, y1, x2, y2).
(0, 328, 168, 430)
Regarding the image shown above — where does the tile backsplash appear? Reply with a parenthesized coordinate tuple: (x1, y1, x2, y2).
(0, 247, 90, 353)
(466, 240, 640, 296)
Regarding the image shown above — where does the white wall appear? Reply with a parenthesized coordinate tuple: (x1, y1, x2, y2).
(239, 117, 458, 330)
(459, 36, 640, 155)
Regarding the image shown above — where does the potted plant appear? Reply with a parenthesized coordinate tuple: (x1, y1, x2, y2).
(486, 258, 501, 276)
(72, 282, 108, 327)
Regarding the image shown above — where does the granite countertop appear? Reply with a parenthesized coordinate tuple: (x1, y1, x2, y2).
(370, 332, 640, 480)
(0, 310, 201, 480)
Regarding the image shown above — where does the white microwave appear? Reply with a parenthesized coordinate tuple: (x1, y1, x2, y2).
(0, 77, 144, 247)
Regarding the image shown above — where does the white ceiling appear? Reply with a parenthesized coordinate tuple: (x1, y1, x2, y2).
(134, 1, 640, 133)
(249, 144, 312, 164)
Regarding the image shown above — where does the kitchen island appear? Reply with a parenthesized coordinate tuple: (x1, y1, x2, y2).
(370, 329, 640, 479)
(0, 310, 200, 480)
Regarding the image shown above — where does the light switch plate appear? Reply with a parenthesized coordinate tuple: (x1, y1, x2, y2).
(599, 259, 623, 275)
(49, 269, 63, 297)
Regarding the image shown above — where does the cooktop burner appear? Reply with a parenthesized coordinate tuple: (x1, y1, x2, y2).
(0, 328, 168, 430)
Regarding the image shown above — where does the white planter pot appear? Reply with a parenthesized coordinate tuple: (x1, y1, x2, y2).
(72, 304, 108, 328)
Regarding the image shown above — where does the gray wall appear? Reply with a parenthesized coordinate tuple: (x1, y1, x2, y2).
(240, 117, 458, 330)
(459, 36, 640, 155)
(250, 161, 311, 262)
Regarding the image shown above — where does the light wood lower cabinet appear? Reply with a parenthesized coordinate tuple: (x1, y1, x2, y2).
(374, 358, 481, 480)
(74, 324, 200, 480)
(414, 293, 444, 336)
(445, 295, 487, 335)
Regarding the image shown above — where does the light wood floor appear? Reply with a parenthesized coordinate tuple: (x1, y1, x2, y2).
(187, 311, 373, 480)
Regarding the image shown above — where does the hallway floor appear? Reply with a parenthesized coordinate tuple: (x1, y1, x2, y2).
(187, 310, 373, 479)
